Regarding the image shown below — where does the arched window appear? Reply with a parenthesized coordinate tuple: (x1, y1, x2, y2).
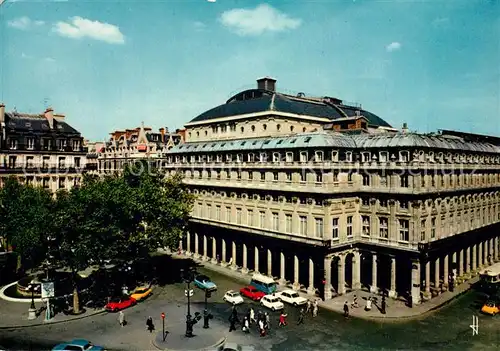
(263, 124, 267, 130)
(303, 127, 306, 132)
(277, 124, 281, 131)
(241, 126, 244, 133)
(290, 126, 294, 132)
(251, 125, 255, 132)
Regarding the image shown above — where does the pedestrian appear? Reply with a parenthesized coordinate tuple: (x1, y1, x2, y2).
(242, 316, 250, 333)
(306, 299, 312, 314)
(351, 295, 358, 308)
(216, 254, 220, 264)
(229, 313, 237, 332)
(279, 311, 288, 327)
(365, 297, 372, 311)
(312, 300, 318, 317)
(381, 296, 386, 315)
(146, 316, 155, 333)
(118, 311, 125, 327)
(343, 301, 349, 318)
(250, 307, 256, 324)
(265, 312, 270, 330)
(297, 308, 305, 325)
(258, 319, 266, 337)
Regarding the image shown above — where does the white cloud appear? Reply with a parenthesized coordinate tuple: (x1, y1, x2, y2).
(386, 42, 402, 52)
(44, 57, 56, 62)
(219, 4, 301, 36)
(7, 16, 45, 30)
(53, 16, 125, 44)
(193, 21, 206, 30)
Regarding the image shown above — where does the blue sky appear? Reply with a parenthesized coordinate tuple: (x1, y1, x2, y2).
(1, 0, 499, 141)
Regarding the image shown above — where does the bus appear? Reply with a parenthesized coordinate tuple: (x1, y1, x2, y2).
(479, 262, 500, 294)
(250, 274, 277, 295)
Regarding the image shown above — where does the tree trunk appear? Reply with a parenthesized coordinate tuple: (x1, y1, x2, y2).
(73, 286, 80, 314)
(16, 254, 22, 274)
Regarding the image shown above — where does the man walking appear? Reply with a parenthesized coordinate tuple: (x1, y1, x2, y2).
(343, 301, 349, 318)
(118, 311, 125, 327)
(229, 307, 239, 332)
(279, 311, 288, 327)
(146, 316, 155, 333)
(265, 312, 270, 330)
(312, 300, 319, 317)
(297, 308, 305, 325)
(306, 299, 312, 314)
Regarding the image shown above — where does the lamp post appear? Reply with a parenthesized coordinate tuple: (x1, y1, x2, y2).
(27, 283, 39, 320)
(203, 289, 212, 329)
(180, 267, 200, 338)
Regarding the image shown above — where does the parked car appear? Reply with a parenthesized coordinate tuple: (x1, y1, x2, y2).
(277, 290, 308, 306)
(105, 296, 136, 312)
(130, 286, 152, 301)
(481, 300, 499, 315)
(194, 274, 217, 291)
(240, 286, 265, 301)
(260, 294, 284, 311)
(52, 339, 104, 351)
(223, 290, 244, 305)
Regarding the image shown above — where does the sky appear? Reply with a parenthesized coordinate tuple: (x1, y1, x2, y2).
(1, 0, 499, 141)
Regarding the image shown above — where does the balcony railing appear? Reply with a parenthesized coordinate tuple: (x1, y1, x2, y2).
(2, 143, 88, 153)
(0, 163, 84, 173)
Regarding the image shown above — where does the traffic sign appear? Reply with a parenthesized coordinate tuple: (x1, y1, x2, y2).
(184, 289, 194, 297)
(161, 312, 165, 319)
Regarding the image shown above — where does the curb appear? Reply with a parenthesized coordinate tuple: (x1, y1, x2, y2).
(0, 309, 106, 329)
(151, 336, 226, 351)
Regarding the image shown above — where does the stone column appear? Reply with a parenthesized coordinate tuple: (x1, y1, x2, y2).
(434, 257, 440, 290)
(307, 258, 315, 295)
(242, 243, 248, 274)
(465, 247, 470, 273)
(443, 254, 449, 286)
(292, 255, 300, 290)
(478, 242, 483, 268)
(495, 237, 499, 261)
(211, 237, 217, 263)
(202, 235, 208, 261)
(389, 256, 397, 298)
(472, 244, 477, 272)
(221, 239, 227, 266)
(352, 251, 361, 290)
(186, 232, 191, 255)
(231, 241, 237, 270)
(279, 252, 286, 285)
(267, 249, 272, 277)
(254, 246, 260, 273)
(458, 249, 464, 277)
(411, 259, 421, 305)
(324, 256, 333, 300)
(194, 233, 199, 257)
(370, 253, 378, 293)
(338, 254, 346, 295)
(179, 238, 183, 253)
(425, 261, 430, 293)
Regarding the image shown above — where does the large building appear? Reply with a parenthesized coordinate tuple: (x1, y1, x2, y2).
(0, 103, 87, 191)
(165, 78, 500, 305)
(95, 123, 184, 173)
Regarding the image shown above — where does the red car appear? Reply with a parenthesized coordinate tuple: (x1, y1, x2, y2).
(105, 296, 137, 312)
(240, 286, 266, 301)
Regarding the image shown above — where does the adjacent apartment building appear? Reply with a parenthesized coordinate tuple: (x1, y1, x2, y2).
(0, 103, 87, 191)
(165, 78, 500, 305)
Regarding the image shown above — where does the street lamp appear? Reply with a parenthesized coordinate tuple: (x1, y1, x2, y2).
(27, 283, 40, 320)
(203, 289, 213, 329)
(180, 267, 201, 338)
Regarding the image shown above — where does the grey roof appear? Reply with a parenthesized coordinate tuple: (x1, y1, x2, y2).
(5, 112, 81, 135)
(167, 131, 500, 155)
(188, 89, 392, 128)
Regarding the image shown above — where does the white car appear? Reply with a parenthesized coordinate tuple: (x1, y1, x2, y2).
(223, 290, 244, 305)
(260, 294, 284, 311)
(277, 290, 308, 306)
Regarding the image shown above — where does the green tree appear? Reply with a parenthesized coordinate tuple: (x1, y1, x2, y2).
(0, 177, 54, 271)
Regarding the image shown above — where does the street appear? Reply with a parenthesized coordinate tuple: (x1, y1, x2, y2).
(1, 264, 499, 351)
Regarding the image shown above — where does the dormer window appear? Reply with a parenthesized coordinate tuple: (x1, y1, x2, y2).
(26, 137, 35, 150)
(207, 155, 213, 162)
(361, 152, 371, 163)
(236, 154, 243, 163)
(72, 140, 80, 150)
(259, 152, 267, 162)
(57, 139, 67, 151)
(300, 151, 308, 163)
(190, 155, 195, 163)
(272, 152, 280, 162)
(285, 152, 294, 162)
(8, 139, 18, 150)
(427, 152, 435, 162)
(437, 152, 444, 162)
(399, 151, 409, 162)
(314, 151, 324, 162)
(331, 151, 339, 162)
(216, 154, 222, 162)
(182, 155, 187, 163)
(226, 154, 232, 162)
(345, 151, 353, 162)
(175, 156, 180, 163)
(248, 153, 255, 162)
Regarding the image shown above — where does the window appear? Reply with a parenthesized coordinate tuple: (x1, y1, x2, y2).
(259, 211, 266, 228)
(285, 214, 292, 233)
(332, 218, 339, 239)
(272, 212, 279, 231)
(431, 217, 436, 238)
(57, 139, 67, 151)
(248, 171, 253, 180)
(361, 152, 371, 162)
(236, 208, 242, 224)
(286, 172, 292, 182)
(58, 177, 65, 189)
(42, 156, 50, 168)
(299, 216, 307, 235)
(263, 124, 267, 130)
(399, 151, 409, 162)
(314, 151, 323, 162)
(8, 156, 17, 168)
(225, 207, 231, 222)
(58, 157, 66, 168)
(400, 174, 409, 187)
(345, 152, 353, 162)
(273, 152, 280, 162)
(277, 124, 281, 131)
(300, 151, 308, 163)
(315, 218, 324, 237)
(300, 171, 306, 182)
(400, 201, 408, 209)
(273, 172, 278, 181)
(26, 156, 34, 168)
(347, 216, 353, 237)
(285, 152, 293, 162)
(236, 154, 243, 163)
(72, 140, 80, 150)
(315, 172, 323, 183)
(26, 137, 35, 150)
(259, 152, 267, 162)
(379, 152, 388, 162)
(362, 216, 370, 236)
(248, 153, 255, 162)
(215, 206, 221, 220)
(260, 172, 265, 181)
(379, 217, 388, 238)
(362, 174, 370, 186)
(237, 171, 242, 180)
(331, 151, 339, 162)
(8, 139, 18, 150)
(247, 210, 253, 226)
(420, 219, 426, 241)
(74, 157, 81, 168)
(362, 198, 370, 206)
(380, 174, 387, 187)
(42, 178, 50, 189)
(43, 138, 52, 150)
(226, 154, 232, 162)
(399, 219, 409, 241)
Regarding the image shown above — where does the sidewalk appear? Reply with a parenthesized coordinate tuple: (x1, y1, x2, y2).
(0, 298, 105, 329)
(175, 251, 479, 321)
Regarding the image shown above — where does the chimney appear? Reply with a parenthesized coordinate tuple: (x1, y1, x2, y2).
(0, 103, 5, 123)
(44, 107, 54, 129)
(257, 77, 277, 92)
(159, 128, 165, 140)
(402, 122, 409, 134)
